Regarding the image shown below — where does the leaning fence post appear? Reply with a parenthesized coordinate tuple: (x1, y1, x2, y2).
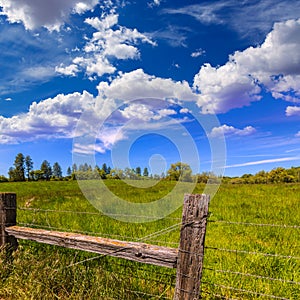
(174, 194, 210, 300)
(0, 193, 18, 251)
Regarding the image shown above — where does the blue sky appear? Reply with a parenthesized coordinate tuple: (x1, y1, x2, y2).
(0, 0, 300, 177)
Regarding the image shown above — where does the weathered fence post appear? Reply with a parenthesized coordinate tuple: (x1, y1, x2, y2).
(174, 194, 210, 300)
(0, 193, 18, 251)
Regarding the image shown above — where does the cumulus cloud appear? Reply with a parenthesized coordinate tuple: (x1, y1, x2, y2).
(286, 106, 300, 116)
(56, 14, 155, 78)
(97, 69, 197, 101)
(210, 124, 256, 138)
(194, 18, 300, 113)
(194, 62, 262, 113)
(0, 0, 100, 31)
(0, 69, 197, 149)
(55, 64, 79, 77)
(0, 91, 95, 144)
(120, 103, 176, 121)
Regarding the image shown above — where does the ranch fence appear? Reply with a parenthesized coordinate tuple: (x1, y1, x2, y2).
(1, 192, 209, 300)
(1, 192, 299, 299)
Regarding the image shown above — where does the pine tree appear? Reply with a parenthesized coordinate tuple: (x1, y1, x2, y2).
(40, 160, 52, 180)
(13, 153, 25, 181)
(143, 167, 149, 177)
(136, 166, 141, 176)
(25, 155, 33, 181)
(53, 162, 62, 178)
(67, 167, 72, 176)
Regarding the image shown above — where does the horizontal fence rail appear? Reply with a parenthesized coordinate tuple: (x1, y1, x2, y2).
(5, 226, 178, 268)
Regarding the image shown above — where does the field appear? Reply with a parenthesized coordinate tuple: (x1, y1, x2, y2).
(0, 180, 299, 299)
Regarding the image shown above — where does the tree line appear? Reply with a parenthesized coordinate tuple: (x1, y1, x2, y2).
(0, 154, 197, 183)
(0, 153, 299, 184)
(223, 167, 300, 184)
(3, 153, 63, 182)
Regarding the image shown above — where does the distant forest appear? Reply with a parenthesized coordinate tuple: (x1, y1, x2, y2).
(1, 153, 299, 184)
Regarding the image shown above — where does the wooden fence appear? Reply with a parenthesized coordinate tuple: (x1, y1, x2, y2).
(0, 192, 210, 300)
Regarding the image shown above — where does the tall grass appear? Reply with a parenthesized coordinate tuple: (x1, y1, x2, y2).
(0, 181, 299, 299)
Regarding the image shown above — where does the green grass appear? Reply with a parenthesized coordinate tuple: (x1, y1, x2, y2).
(0, 181, 299, 299)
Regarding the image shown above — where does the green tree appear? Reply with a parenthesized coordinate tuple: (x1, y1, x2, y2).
(107, 166, 111, 174)
(72, 163, 78, 173)
(167, 162, 193, 182)
(67, 166, 72, 176)
(97, 168, 107, 179)
(102, 163, 110, 175)
(0, 175, 8, 182)
(108, 168, 124, 179)
(40, 160, 52, 180)
(135, 166, 141, 177)
(25, 155, 34, 181)
(124, 167, 137, 179)
(52, 162, 62, 178)
(253, 170, 268, 184)
(8, 167, 17, 181)
(143, 167, 149, 177)
(268, 167, 288, 183)
(11, 153, 25, 181)
(196, 172, 209, 183)
(30, 170, 44, 181)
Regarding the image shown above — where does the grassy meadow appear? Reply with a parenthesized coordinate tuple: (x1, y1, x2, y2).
(0, 180, 299, 299)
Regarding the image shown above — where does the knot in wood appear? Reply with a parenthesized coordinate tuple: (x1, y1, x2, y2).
(135, 251, 143, 257)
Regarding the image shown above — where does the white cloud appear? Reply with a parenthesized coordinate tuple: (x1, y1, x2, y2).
(120, 104, 176, 121)
(179, 108, 190, 114)
(85, 13, 118, 30)
(194, 18, 300, 113)
(73, 143, 105, 155)
(210, 124, 256, 138)
(5, 97, 12, 101)
(286, 106, 300, 116)
(191, 49, 205, 58)
(97, 69, 197, 101)
(156, 108, 177, 118)
(55, 64, 79, 77)
(21, 66, 55, 80)
(194, 62, 262, 113)
(149, 0, 162, 7)
(296, 132, 300, 137)
(56, 14, 155, 78)
(148, 25, 189, 48)
(0, 69, 197, 149)
(163, 2, 226, 26)
(226, 156, 300, 168)
(121, 103, 155, 121)
(0, 91, 95, 144)
(0, 19, 81, 95)
(162, 0, 300, 38)
(0, 0, 100, 31)
(73, 125, 126, 155)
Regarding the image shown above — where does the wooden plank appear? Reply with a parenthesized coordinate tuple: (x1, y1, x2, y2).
(0, 193, 18, 250)
(6, 226, 178, 268)
(174, 194, 210, 300)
